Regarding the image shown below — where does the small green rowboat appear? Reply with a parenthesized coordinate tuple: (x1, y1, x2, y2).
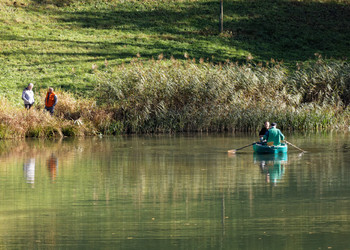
(253, 143, 288, 154)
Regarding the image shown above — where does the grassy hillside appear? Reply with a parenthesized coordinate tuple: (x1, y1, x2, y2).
(1, 0, 349, 100)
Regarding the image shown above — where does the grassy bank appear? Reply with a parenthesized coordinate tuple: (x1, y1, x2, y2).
(0, 58, 349, 138)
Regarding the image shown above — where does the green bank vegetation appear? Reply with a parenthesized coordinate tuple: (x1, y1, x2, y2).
(0, 0, 349, 137)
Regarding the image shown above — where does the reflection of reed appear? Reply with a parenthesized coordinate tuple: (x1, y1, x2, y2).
(0, 137, 111, 172)
(0, 139, 63, 166)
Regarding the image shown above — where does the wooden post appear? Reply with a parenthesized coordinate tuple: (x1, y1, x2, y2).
(220, 0, 224, 33)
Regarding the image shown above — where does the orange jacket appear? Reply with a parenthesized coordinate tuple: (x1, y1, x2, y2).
(45, 92, 56, 107)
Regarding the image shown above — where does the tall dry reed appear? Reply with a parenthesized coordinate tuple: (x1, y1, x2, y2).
(95, 58, 350, 133)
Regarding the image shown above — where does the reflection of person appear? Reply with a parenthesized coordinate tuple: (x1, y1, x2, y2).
(44, 87, 57, 115)
(259, 121, 270, 140)
(263, 122, 285, 146)
(268, 161, 285, 185)
(23, 158, 35, 184)
(254, 154, 287, 185)
(47, 154, 58, 182)
(22, 83, 35, 109)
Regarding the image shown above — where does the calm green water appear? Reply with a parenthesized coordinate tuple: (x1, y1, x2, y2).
(0, 133, 349, 249)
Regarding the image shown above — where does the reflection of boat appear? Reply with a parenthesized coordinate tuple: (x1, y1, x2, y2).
(254, 153, 288, 184)
(253, 153, 288, 163)
(253, 143, 288, 154)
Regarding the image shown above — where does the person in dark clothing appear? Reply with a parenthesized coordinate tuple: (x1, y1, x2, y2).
(259, 121, 270, 140)
(263, 123, 285, 146)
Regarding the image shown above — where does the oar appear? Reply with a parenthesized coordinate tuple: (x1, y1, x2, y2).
(228, 142, 256, 154)
(285, 140, 307, 153)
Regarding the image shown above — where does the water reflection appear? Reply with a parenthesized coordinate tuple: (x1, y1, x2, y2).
(47, 154, 58, 182)
(253, 153, 288, 185)
(0, 134, 349, 249)
(23, 158, 35, 185)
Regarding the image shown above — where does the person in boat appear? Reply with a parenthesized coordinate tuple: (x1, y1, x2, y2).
(259, 121, 270, 141)
(263, 122, 285, 146)
(44, 87, 57, 115)
(22, 83, 35, 109)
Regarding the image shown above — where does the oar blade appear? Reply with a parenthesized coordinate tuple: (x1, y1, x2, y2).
(227, 149, 236, 154)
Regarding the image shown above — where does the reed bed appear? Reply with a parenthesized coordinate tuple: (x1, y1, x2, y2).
(95, 58, 350, 133)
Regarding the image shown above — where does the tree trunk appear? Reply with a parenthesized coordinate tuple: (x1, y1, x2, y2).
(220, 0, 224, 33)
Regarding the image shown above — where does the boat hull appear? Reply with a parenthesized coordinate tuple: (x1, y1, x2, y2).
(253, 143, 288, 154)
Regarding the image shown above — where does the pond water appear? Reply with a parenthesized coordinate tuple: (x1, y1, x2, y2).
(0, 133, 349, 249)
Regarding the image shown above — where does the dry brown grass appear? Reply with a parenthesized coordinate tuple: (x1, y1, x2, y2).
(0, 91, 116, 138)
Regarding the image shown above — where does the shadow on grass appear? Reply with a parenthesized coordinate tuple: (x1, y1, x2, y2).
(52, 0, 350, 62)
(4, 0, 350, 66)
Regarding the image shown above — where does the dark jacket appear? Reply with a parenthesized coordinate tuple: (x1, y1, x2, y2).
(259, 127, 268, 136)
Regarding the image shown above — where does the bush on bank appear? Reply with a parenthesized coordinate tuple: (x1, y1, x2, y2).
(0, 59, 349, 138)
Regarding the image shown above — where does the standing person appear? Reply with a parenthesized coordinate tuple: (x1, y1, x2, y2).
(263, 123, 285, 146)
(259, 121, 270, 140)
(44, 87, 57, 115)
(22, 83, 35, 109)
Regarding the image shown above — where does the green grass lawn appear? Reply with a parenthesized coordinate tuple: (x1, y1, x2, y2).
(1, 0, 349, 101)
